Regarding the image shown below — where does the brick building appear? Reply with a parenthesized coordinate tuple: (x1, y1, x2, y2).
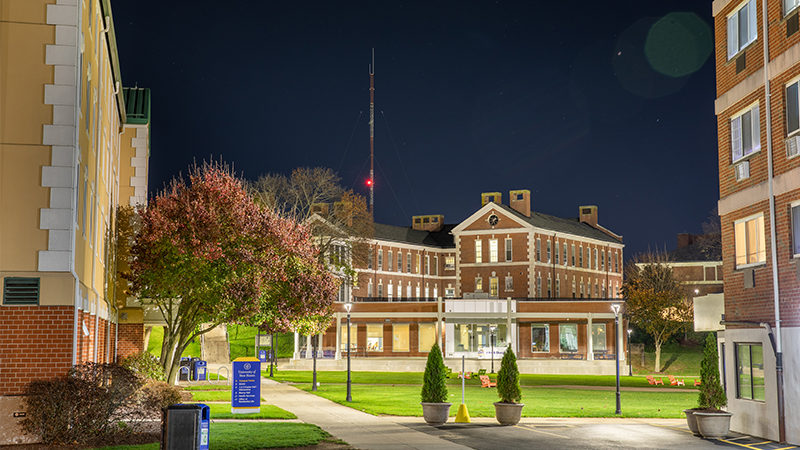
(0, 0, 150, 443)
(711, 0, 800, 443)
(297, 190, 627, 374)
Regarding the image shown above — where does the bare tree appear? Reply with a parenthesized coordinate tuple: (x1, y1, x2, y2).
(697, 207, 721, 261)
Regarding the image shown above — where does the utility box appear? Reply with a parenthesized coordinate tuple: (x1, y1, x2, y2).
(192, 360, 207, 381)
(162, 403, 210, 450)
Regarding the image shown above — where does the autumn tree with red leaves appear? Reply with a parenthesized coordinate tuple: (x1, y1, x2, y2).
(126, 162, 338, 382)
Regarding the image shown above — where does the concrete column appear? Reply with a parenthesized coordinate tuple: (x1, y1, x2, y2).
(587, 313, 594, 361)
(437, 296, 443, 351)
(335, 312, 342, 360)
(293, 332, 300, 360)
(507, 297, 512, 352)
(306, 335, 312, 359)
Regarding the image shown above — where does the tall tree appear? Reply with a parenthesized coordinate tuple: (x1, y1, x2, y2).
(621, 252, 692, 372)
(125, 162, 338, 383)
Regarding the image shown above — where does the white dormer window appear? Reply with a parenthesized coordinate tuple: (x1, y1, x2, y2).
(727, 0, 758, 60)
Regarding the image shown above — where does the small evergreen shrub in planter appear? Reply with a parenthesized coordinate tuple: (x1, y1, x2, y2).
(693, 332, 731, 439)
(494, 345, 524, 425)
(420, 343, 451, 425)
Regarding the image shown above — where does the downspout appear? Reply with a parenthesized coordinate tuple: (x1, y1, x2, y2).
(760, 0, 786, 442)
(70, 7, 84, 367)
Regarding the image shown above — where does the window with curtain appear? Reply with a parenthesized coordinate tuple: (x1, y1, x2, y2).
(734, 214, 766, 267)
(731, 104, 760, 162)
(727, 0, 757, 60)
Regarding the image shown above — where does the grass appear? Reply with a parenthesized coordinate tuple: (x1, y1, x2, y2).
(184, 384, 232, 391)
(189, 390, 232, 402)
(186, 402, 297, 419)
(91, 422, 332, 450)
(300, 383, 696, 418)
(147, 325, 295, 360)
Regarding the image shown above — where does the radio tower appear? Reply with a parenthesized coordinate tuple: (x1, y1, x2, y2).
(368, 49, 375, 214)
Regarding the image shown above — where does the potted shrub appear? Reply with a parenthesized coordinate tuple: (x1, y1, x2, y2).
(691, 332, 731, 439)
(420, 342, 451, 425)
(494, 345, 524, 425)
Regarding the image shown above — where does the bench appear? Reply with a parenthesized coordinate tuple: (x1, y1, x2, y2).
(560, 353, 584, 360)
(479, 375, 497, 388)
(594, 353, 616, 360)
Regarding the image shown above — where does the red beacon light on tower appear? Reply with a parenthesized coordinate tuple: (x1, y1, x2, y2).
(366, 179, 373, 187)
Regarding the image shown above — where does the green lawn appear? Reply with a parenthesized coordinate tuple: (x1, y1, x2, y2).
(91, 422, 333, 450)
(186, 402, 296, 419)
(299, 384, 696, 418)
(184, 384, 232, 391)
(147, 325, 295, 360)
(189, 390, 232, 402)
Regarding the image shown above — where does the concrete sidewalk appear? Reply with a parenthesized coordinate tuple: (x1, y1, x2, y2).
(259, 377, 469, 450)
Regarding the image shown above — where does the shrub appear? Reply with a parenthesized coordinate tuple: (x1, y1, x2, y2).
(497, 345, 521, 404)
(138, 380, 183, 411)
(22, 362, 144, 444)
(698, 332, 727, 410)
(420, 343, 448, 403)
(120, 351, 166, 381)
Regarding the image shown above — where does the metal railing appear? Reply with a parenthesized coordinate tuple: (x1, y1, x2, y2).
(351, 296, 440, 303)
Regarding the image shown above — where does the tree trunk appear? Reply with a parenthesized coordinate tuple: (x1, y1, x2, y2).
(143, 326, 153, 351)
(654, 336, 663, 373)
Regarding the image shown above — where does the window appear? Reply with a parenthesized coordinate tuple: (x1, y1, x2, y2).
(602, 282, 606, 298)
(388, 282, 393, 299)
(378, 250, 383, 270)
(416, 254, 421, 274)
(556, 278, 561, 297)
(579, 247, 584, 267)
(505, 238, 512, 262)
(594, 283, 599, 297)
(425, 255, 430, 275)
(547, 277, 552, 298)
(731, 105, 760, 162)
(593, 248, 598, 270)
(536, 275, 542, 297)
(601, 250, 605, 271)
(787, 0, 800, 16)
(736, 343, 765, 400)
(531, 324, 550, 352)
(489, 239, 498, 263)
(339, 324, 358, 351)
(572, 277, 576, 298)
(425, 285, 430, 298)
(475, 240, 483, 263)
(419, 323, 436, 352)
(592, 324, 607, 351)
(397, 252, 402, 272)
(536, 239, 541, 261)
(393, 324, 409, 352)
(563, 244, 568, 266)
(445, 256, 455, 270)
(433, 256, 438, 275)
(789, 80, 800, 138)
(406, 283, 412, 298)
(792, 203, 800, 256)
(367, 324, 383, 352)
(547, 241, 551, 262)
(368, 248, 373, 269)
(555, 242, 560, 264)
(559, 324, 578, 352)
(571, 244, 576, 266)
(3, 278, 40, 305)
(734, 214, 766, 267)
(490, 277, 498, 297)
(476, 277, 483, 291)
(367, 281, 373, 297)
(727, 0, 757, 60)
(406, 253, 411, 273)
(388, 251, 393, 271)
(580, 280, 585, 298)
(445, 287, 455, 298)
(505, 276, 513, 291)
(377, 282, 383, 297)
(416, 285, 421, 297)
(614, 253, 619, 272)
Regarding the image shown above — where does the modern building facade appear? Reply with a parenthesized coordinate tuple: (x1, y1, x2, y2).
(0, 0, 150, 443)
(712, 0, 800, 443)
(298, 191, 627, 374)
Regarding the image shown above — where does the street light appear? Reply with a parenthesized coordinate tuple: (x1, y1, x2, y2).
(490, 325, 497, 374)
(611, 303, 621, 415)
(345, 301, 353, 402)
(627, 328, 632, 376)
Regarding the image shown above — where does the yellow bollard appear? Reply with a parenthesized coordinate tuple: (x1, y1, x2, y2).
(455, 403, 471, 423)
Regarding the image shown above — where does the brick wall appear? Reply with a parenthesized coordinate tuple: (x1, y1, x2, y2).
(116, 323, 144, 361)
(0, 306, 74, 395)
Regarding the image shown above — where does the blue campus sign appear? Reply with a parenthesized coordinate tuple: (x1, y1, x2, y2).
(231, 357, 261, 414)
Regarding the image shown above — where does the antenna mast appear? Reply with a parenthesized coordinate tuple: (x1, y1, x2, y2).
(369, 49, 375, 214)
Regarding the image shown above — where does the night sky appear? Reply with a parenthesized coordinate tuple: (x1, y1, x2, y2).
(111, 0, 719, 259)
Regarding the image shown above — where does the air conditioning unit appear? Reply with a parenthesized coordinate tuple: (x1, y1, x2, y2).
(787, 135, 800, 158)
(735, 160, 750, 181)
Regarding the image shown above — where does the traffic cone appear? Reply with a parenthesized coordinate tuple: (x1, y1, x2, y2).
(455, 403, 471, 423)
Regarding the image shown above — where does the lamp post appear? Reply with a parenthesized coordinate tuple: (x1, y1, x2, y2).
(490, 325, 497, 374)
(311, 333, 318, 392)
(627, 328, 632, 376)
(270, 331, 275, 378)
(345, 301, 352, 402)
(611, 303, 621, 415)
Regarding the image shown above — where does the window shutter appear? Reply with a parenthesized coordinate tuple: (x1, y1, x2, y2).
(728, 16, 738, 59)
(732, 115, 743, 161)
(749, 0, 758, 44)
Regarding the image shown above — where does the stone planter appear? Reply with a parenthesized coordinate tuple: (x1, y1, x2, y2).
(421, 402, 452, 425)
(694, 411, 733, 439)
(494, 402, 525, 425)
(683, 409, 701, 436)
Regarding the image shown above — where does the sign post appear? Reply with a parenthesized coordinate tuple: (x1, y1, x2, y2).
(231, 357, 261, 414)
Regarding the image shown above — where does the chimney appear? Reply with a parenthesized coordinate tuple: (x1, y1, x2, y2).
(311, 203, 330, 217)
(579, 205, 598, 228)
(412, 214, 444, 232)
(481, 192, 502, 207)
(509, 190, 530, 217)
(677, 233, 701, 249)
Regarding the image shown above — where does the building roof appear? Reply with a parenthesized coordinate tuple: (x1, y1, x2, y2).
(496, 204, 623, 244)
(668, 237, 721, 262)
(373, 223, 456, 248)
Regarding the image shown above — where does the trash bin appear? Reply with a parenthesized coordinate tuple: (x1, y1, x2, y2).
(161, 403, 210, 450)
(193, 360, 207, 381)
(179, 358, 192, 381)
(258, 349, 267, 362)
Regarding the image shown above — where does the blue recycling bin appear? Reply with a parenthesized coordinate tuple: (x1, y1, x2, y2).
(258, 349, 267, 362)
(161, 403, 210, 450)
(192, 360, 207, 381)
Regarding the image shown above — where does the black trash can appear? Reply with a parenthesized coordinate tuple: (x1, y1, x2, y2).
(179, 358, 192, 381)
(162, 403, 210, 450)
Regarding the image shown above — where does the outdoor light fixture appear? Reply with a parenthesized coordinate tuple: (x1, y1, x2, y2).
(611, 303, 621, 415)
(490, 325, 497, 374)
(345, 301, 353, 402)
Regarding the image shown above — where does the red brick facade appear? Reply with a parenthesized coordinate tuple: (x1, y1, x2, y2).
(116, 323, 145, 361)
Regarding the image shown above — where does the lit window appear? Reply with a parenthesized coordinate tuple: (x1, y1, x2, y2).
(425, 255, 430, 275)
(339, 323, 357, 351)
(393, 324, 409, 352)
(387, 282, 393, 299)
(531, 324, 550, 352)
(489, 239, 498, 263)
(559, 324, 578, 352)
(367, 324, 383, 352)
(476, 277, 483, 292)
(736, 343, 765, 400)
(418, 323, 436, 352)
(475, 240, 483, 263)
(445, 256, 455, 270)
(734, 214, 766, 267)
(490, 277, 498, 297)
(731, 104, 760, 162)
(416, 254, 421, 274)
(727, 0, 757, 60)
(367, 280, 373, 297)
(592, 324, 607, 351)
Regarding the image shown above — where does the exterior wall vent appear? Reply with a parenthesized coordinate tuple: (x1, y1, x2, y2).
(3, 278, 40, 305)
